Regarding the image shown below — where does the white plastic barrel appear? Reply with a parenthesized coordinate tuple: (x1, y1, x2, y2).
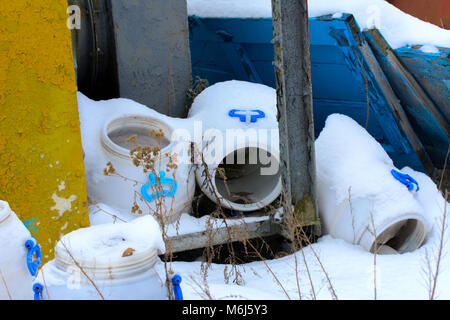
(35, 216, 168, 300)
(85, 114, 195, 224)
(316, 114, 430, 253)
(0, 200, 34, 300)
(188, 80, 282, 211)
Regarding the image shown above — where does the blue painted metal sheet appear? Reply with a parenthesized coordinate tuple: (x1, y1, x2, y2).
(189, 14, 436, 173)
(364, 29, 449, 168)
(396, 46, 450, 125)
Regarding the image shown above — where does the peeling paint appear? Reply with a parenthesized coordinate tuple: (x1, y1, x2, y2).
(58, 180, 66, 191)
(50, 192, 77, 218)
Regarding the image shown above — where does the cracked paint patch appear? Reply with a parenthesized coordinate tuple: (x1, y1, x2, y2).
(57, 180, 66, 191)
(50, 191, 77, 218)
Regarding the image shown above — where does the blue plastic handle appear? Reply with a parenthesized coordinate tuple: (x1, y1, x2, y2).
(391, 169, 420, 192)
(172, 274, 183, 300)
(33, 283, 43, 300)
(229, 109, 265, 123)
(141, 171, 178, 203)
(25, 237, 42, 277)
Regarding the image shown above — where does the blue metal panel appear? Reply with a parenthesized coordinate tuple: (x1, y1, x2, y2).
(396, 46, 450, 124)
(188, 14, 438, 173)
(364, 30, 449, 168)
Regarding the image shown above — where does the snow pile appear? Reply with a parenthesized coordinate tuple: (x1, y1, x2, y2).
(188, 0, 272, 19)
(187, 0, 450, 49)
(419, 44, 441, 54)
(315, 114, 424, 209)
(173, 163, 449, 300)
(188, 80, 278, 131)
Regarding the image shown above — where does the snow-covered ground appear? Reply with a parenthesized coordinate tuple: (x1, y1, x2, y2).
(58, 0, 450, 300)
(166, 114, 449, 300)
(172, 170, 449, 300)
(187, 0, 450, 50)
(80, 91, 449, 300)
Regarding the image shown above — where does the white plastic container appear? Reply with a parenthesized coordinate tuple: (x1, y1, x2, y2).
(316, 114, 430, 253)
(0, 200, 34, 300)
(35, 216, 168, 300)
(86, 114, 195, 224)
(188, 80, 282, 211)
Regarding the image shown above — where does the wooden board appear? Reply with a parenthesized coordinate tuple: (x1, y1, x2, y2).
(364, 29, 449, 169)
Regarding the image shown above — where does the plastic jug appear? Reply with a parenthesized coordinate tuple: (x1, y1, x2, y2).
(0, 200, 35, 300)
(34, 216, 168, 300)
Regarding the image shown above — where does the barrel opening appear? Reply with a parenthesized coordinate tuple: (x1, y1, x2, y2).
(372, 218, 426, 254)
(102, 116, 172, 156)
(214, 147, 280, 206)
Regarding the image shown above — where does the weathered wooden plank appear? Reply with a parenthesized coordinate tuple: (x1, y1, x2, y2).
(365, 29, 449, 168)
(345, 16, 435, 176)
(271, 0, 320, 237)
(168, 216, 280, 252)
(396, 46, 450, 125)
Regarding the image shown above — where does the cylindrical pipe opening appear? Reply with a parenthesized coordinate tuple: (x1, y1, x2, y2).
(370, 218, 426, 254)
(213, 147, 281, 211)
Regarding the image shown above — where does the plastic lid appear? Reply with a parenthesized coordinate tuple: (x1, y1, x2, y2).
(0, 200, 12, 224)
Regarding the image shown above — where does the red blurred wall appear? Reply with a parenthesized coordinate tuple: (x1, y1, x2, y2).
(387, 0, 450, 29)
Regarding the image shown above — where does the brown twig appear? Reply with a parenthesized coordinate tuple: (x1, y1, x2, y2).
(430, 190, 448, 300)
(369, 211, 378, 300)
(59, 240, 105, 300)
(0, 268, 12, 300)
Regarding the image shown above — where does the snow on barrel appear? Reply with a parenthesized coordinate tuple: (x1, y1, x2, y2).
(315, 114, 431, 254)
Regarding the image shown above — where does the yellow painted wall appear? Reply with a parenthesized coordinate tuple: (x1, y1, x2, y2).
(0, 1, 89, 261)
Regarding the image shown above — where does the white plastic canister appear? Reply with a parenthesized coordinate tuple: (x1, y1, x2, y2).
(316, 114, 430, 253)
(0, 200, 34, 300)
(35, 216, 168, 300)
(188, 80, 282, 211)
(86, 115, 194, 224)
